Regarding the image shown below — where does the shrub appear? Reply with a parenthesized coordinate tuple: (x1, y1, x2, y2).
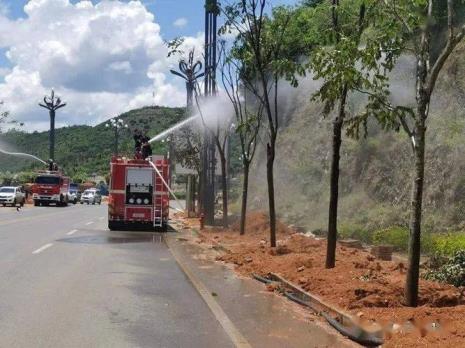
(428, 233, 465, 257)
(338, 224, 372, 244)
(424, 250, 465, 287)
(372, 226, 409, 251)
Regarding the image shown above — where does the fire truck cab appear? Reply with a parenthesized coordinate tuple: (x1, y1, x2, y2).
(32, 171, 71, 207)
(108, 155, 170, 231)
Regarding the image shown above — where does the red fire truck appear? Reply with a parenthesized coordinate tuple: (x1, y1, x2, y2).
(108, 155, 170, 231)
(32, 170, 71, 207)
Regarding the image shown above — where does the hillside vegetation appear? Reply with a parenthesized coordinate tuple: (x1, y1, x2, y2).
(0, 106, 185, 182)
(247, 44, 465, 235)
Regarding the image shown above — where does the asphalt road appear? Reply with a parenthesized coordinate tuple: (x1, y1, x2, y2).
(0, 204, 234, 348)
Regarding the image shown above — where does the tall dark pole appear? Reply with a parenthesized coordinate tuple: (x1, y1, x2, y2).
(39, 89, 66, 162)
(201, 0, 218, 225)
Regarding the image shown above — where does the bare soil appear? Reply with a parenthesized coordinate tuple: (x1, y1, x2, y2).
(185, 212, 465, 348)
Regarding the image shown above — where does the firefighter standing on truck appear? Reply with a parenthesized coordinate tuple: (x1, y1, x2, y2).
(141, 136, 152, 159)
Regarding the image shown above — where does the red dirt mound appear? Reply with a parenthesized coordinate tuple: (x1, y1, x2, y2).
(194, 212, 465, 348)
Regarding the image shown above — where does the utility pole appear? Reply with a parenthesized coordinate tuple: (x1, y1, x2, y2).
(106, 118, 128, 156)
(39, 89, 66, 163)
(201, 0, 219, 225)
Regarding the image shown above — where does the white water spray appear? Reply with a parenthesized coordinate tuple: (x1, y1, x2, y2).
(148, 115, 198, 143)
(0, 149, 46, 164)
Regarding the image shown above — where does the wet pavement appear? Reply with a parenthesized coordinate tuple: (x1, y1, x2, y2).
(0, 203, 354, 347)
(0, 204, 233, 348)
(166, 231, 356, 348)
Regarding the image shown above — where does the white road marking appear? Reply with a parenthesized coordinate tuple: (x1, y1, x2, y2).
(67, 229, 78, 236)
(32, 243, 53, 255)
(85, 221, 94, 226)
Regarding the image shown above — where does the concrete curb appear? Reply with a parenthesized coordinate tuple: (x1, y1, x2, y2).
(165, 235, 252, 348)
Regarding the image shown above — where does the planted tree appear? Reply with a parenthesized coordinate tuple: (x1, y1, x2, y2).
(309, 0, 404, 268)
(220, 41, 263, 235)
(221, 1, 304, 246)
(374, 0, 465, 307)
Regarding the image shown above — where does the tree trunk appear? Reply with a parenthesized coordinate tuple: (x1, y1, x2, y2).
(186, 174, 195, 217)
(240, 161, 250, 235)
(267, 141, 277, 247)
(219, 150, 228, 228)
(326, 86, 347, 269)
(405, 118, 426, 307)
(197, 171, 203, 216)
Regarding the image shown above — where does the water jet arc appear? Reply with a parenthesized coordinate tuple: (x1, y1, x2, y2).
(148, 115, 198, 144)
(0, 149, 47, 164)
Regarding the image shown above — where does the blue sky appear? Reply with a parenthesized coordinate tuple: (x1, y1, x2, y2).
(0, 0, 300, 130)
(3, 1, 298, 39)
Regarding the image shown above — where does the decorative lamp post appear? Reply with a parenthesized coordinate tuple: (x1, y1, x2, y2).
(170, 50, 204, 109)
(39, 89, 66, 162)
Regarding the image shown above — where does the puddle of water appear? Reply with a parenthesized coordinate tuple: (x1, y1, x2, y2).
(56, 233, 165, 245)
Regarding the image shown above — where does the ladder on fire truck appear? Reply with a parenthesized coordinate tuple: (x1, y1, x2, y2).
(153, 161, 164, 228)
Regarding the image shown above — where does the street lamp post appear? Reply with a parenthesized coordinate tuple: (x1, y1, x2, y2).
(170, 50, 204, 110)
(39, 89, 66, 163)
(105, 118, 128, 156)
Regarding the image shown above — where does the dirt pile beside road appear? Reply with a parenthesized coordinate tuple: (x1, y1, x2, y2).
(194, 212, 465, 347)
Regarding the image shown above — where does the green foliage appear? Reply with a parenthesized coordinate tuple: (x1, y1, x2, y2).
(172, 127, 201, 174)
(424, 250, 465, 287)
(373, 226, 410, 251)
(309, 0, 405, 137)
(428, 233, 465, 257)
(339, 224, 372, 244)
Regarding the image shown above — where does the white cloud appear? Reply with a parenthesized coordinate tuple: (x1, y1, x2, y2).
(0, 0, 204, 131)
(173, 17, 188, 28)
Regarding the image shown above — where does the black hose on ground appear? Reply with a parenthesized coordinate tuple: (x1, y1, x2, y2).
(284, 291, 383, 347)
(252, 273, 272, 284)
(284, 291, 313, 309)
(321, 312, 384, 348)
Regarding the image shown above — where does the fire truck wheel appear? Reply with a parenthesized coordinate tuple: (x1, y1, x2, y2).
(2, 204, 5, 207)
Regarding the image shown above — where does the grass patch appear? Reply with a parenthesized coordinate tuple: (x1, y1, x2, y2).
(373, 226, 410, 251)
(338, 224, 372, 244)
(427, 233, 465, 257)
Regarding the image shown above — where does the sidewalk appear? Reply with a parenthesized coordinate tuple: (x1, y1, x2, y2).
(166, 229, 356, 348)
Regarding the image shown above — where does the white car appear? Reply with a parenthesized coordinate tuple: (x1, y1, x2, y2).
(80, 189, 102, 205)
(0, 186, 26, 207)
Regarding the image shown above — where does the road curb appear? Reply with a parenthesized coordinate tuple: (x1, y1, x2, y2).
(165, 235, 252, 348)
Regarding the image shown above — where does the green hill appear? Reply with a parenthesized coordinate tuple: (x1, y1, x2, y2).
(247, 44, 465, 235)
(0, 106, 185, 182)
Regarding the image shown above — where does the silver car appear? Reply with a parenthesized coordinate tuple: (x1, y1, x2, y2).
(80, 189, 102, 205)
(0, 186, 26, 207)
